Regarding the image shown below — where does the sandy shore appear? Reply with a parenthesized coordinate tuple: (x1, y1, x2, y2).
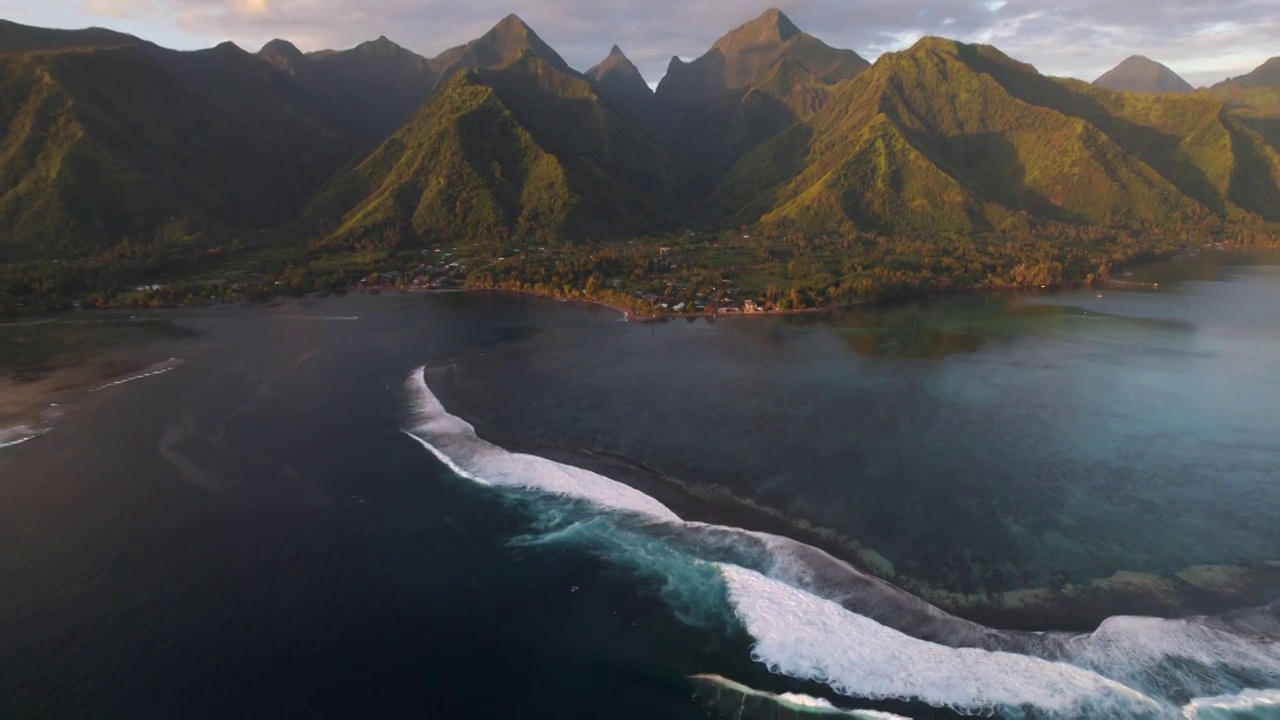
(0, 316, 205, 438)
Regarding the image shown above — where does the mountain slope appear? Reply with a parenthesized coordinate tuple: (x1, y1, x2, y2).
(711, 38, 1221, 232)
(0, 20, 352, 201)
(0, 47, 317, 260)
(1093, 56, 1193, 94)
(1217, 57, 1280, 89)
(672, 58, 837, 175)
(257, 35, 440, 145)
(308, 54, 696, 247)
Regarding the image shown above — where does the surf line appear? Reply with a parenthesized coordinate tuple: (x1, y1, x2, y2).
(90, 358, 183, 392)
(400, 366, 1255, 717)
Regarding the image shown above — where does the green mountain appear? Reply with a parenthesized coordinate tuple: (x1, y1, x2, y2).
(308, 52, 697, 247)
(0, 46, 329, 260)
(1, 10, 1279, 291)
(710, 38, 1280, 232)
(1093, 56, 1193, 94)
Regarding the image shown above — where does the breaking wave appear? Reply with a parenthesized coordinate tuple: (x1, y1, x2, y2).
(90, 358, 183, 392)
(0, 424, 49, 449)
(1182, 689, 1280, 719)
(401, 366, 1280, 718)
(690, 674, 912, 718)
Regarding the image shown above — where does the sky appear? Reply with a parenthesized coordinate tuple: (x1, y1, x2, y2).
(1, 0, 1276, 88)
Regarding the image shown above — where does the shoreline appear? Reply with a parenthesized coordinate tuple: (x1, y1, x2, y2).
(0, 316, 207, 443)
(383, 285, 833, 322)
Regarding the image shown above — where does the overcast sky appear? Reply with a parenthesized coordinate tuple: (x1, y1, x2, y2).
(2, 0, 1276, 87)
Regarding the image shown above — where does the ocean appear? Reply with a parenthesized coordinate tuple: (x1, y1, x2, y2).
(1, 248, 1278, 719)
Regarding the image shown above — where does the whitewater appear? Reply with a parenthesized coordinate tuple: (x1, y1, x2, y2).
(402, 366, 1280, 718)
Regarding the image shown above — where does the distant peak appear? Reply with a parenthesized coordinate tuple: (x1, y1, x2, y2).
(710, 7, 805, 56)
(587, 43, 647, 86)
(260, 38, 302, 57)
(494, 13, 532, 33)
(359, 35, 405, 55)
(1094, 54, 1192, 93)
(753, 8, 802, 41)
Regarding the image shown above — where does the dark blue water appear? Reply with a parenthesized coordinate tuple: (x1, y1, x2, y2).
(1, 249, 1278, 718)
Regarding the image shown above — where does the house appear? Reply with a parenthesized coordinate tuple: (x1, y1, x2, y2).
(673, 302, 686, 312)
(744, 299, 761, 313)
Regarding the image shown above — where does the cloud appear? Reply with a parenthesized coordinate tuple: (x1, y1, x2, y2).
(39, 0, 1280, 85)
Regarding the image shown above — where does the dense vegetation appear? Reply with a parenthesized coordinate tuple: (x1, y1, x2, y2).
(2, 10, 1280, 317)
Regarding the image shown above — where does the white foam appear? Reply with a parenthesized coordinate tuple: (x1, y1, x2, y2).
(1065, 615, 1280, 692)
(402, 367, 1280, 713)
(90, 358, 183, 392)
(718, 564, 1162, 716)
(691, 674, 910, 718)
(1183, 689, 1280, 718)
(275, 315, 359, 321)
(0, 425, 48, 449)
(403, 368, 678, 522)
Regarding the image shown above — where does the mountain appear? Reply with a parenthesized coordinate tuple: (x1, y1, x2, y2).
(256, 35, 440, 145)
(651, 8, 868, 175)
(2, 12, 1280, 281)
(0, 18, 144, 51)
(0, 20, 352, 187)
(585, 45, 655, 120)
(1093, 56, 1193, 94)
(1217, 57, 1280, 89)
(0, 46, 331, 260)
(432, 14, 572, 82)
(308, 51, 697, 247)
(711, 38, 1280, 232)
(655, 8, 869, 117)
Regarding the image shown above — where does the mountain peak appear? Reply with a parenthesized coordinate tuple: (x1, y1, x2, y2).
(258, 38, 304, 72)
(588, 45, 640, 78)
(1094, 55, 1192, 93)
(432, 12, 572, 78)
(360, 35, 402, 53)
(716, 7, 802, 49)
(260, 38, 301, 56)
(656, 7, 865, 104)
(586, 43, 654, 108)
(493, 13, 533, 36)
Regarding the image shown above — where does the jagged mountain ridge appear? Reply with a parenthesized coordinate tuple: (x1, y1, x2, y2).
(0, 10, 1278, 264)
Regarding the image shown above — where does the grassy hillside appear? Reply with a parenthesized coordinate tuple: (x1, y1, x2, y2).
(0, 46, 320, 260)
(709, 38, 1279, 233)
(308, 56, 697, 248)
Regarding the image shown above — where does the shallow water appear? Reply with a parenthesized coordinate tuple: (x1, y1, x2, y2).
(1, 248, 1277, 718)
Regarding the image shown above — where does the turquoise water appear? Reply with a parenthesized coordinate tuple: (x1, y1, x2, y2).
(429, 249, 1280, 602)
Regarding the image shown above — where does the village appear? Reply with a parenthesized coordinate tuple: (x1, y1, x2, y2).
(346, 239, 792, 317)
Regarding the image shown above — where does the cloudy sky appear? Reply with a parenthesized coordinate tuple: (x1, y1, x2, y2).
(2, 0, 1276, 87)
